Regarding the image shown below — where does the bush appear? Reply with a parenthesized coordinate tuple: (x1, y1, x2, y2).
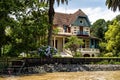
(38, 46, 57, 57)
(103, 52, 113, 57)
(73, 52, 82, 57)
(98, 60, 109, 64)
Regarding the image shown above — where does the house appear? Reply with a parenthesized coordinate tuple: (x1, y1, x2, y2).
(51, 9, 100, 57)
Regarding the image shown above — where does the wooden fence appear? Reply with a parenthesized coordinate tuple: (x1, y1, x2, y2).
(23, 57, 120, 66)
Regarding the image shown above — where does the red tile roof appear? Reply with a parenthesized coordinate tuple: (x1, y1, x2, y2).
(53, 9, 87, 26)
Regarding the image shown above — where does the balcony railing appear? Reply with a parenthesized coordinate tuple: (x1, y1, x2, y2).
(65, 48, 100, 54)
(57, 30, 90, 36)
(76, 31, 89, 35)
(58, 32, 72, 35)
(78, 48, 100, 53)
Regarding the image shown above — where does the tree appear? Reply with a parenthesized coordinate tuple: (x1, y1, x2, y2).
(105, 20, 120, 56)
(7, 2, 49, 57)
(106, 0, 120, 12)
(91, 19, 107, 40)
(40, 0, 68, 46)
(0, 0, 26, 56)
(64, 36, 83, 56)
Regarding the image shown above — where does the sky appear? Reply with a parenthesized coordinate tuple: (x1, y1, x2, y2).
(54, 0, 120, 24)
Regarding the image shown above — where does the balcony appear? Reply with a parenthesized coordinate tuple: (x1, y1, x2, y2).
(58, 32, 72, 35)
(64, 48, 100, 57)
(78, 48, 100, 54)
(76, 31, 89, 36)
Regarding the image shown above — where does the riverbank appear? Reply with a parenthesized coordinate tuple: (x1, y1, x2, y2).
(22, 64, 120, 73)
(1, 71, 120, 80)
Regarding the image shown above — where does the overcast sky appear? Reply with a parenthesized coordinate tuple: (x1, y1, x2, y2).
(54, 0, 120, 24)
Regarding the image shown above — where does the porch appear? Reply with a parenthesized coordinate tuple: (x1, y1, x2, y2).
(78, 48, 100, 57)
(51, 35, 100, 57)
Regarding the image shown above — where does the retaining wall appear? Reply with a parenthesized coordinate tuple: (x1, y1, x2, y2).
(22, 64, 120, 74)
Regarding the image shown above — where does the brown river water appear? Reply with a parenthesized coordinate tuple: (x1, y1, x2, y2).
(1, 71, 120, 80)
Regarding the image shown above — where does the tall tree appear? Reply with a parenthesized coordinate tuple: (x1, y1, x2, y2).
(91, 19, 107, 40)
(0, 0, 25, 56)
(106, 0, 120, 11)
(7, 1, 49, 57)
(40, 0, 68, 46)
(105, 20, 120, 56)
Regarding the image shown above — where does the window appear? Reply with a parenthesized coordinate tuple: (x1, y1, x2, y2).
(80, 20, 83, 24)
(86, 28, 89, 30)
(74, 27, 76, 29)
(63, 26, 67, 32)
(80, 20, 82, 23)
(74, 32, 76, 34)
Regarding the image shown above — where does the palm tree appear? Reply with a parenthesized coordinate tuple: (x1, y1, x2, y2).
(41, 0, 68, 46)
(106, 0, 120, 12)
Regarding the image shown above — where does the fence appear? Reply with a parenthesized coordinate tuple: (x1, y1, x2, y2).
(24, 57, 120, 66)
(1, 57, 120, 74)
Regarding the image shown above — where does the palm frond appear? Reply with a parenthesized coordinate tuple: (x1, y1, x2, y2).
(106, 0, 120, 12)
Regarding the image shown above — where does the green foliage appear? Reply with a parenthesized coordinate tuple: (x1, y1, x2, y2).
(64, 36, 83, 56)
(53, 52, 62, 58)
(97, 59, 120, 64)
(105, 20, 120, 56)
(106, 0, 120, 12)
(91, 19, 107, 40)
(99, 42, 107, 53)
(103, 52, 113, 57)
(73, 52, 82, 57)
(98, 60, 109, 64)
(0, 0, 49, 57)
(53, 28, 60, 35)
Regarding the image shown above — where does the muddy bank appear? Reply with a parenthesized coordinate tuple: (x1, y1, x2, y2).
(1, 71, 120, 80)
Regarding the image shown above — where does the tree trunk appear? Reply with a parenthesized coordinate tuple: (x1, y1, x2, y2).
(48, 0, 55, 46)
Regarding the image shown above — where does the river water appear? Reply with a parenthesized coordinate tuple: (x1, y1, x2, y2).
(1, 71, 120, 80)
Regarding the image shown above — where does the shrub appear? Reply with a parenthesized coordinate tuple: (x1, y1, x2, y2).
(73, 52, 82, 57)
(38, 46, 57, 57)
(103, 52, 113, 57)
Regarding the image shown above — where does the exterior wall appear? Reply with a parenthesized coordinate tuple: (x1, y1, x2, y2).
(56, 38, 63, 51)
(70, 26, 90, 35)
(56, 25, 90, 36)
(71, 26, 79, 35)
(83, 27, 90, 36)
(52, 36, 64, 52)
(72, 17, 90, 27)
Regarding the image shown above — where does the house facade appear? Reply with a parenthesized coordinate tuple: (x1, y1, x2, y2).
(51, 9, 100, 57)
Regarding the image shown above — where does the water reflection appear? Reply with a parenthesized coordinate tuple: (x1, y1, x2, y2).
(1, 71, 120, 80)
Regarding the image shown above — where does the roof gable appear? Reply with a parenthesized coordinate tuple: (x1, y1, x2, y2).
(72, 16, 91, 27)
(53, 9, 91, 26)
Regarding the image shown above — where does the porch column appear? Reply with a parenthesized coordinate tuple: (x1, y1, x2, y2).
(62, 37, 65, 51)
(53, 37, 56, 48)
